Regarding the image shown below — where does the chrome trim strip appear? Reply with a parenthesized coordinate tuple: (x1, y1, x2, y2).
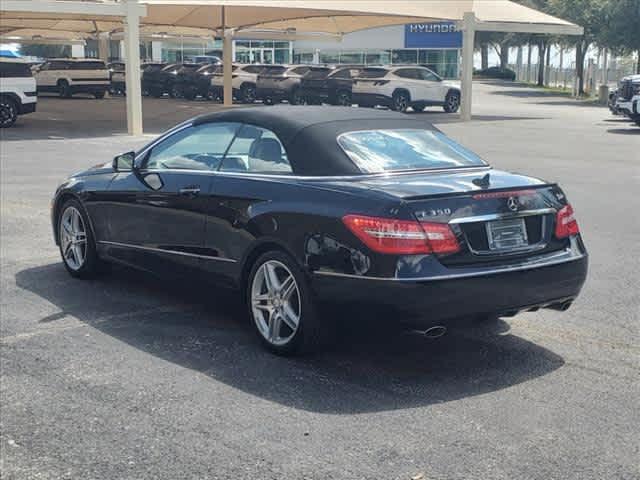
(449, 208, 556, 224)
(312, 249, 585, 282)
(98, 241, 237, 263)
(134, 165, 492, 181)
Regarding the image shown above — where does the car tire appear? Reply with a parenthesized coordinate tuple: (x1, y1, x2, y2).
(0, 96, 18, 128)
(240, 83, 257, 104)
(247, 251, 324, 355)
(169, 85, 182, 99)
(412, 103, 426, 112)
(263, 97, 274, 105)
(289, 88, 304, 106)
(58, 80, 72, 98)
(93, 90, 106, 99)
(391, 91, 410, 112)
(335, 90, 352, 106)
(443, 91, 461, 113)
(57, 199, 103, 279)
(184, 89, 197, 101)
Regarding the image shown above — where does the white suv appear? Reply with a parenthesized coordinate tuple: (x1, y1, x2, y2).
(210, 63, 264, 103)
(352, 66, 461, 113)
(0, 58, 37, 128)
(34, 58, 109, 99)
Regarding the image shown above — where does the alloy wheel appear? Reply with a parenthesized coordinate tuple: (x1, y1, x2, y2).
(394, 93, 409, 112)
(0, 100, 17, 127)
(243, 85, 256, 103)
(446, 93, 460, 112)
(337, 91, 351, 106)
(251, 260, 301, 346)
(59, 206, 87, 271)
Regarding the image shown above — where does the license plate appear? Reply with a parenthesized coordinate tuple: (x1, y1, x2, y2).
(486, 218, 529, 251)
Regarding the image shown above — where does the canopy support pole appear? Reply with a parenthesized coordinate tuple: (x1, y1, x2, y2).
(124, 0, 143, 135)
(460, 12, 476, 122)
(222, 5, 233, 107)
(223, 30, 233, 106)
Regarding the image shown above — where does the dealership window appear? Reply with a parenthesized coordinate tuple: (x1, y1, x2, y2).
(391, 49, 419, 64)
(161, 38, 222, 63)
(233, 40, 291, 64)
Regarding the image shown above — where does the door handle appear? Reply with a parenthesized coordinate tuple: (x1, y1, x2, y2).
(179, 186, 201, 196)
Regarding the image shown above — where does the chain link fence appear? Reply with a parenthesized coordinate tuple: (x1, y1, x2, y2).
(509, 55, 638, 95)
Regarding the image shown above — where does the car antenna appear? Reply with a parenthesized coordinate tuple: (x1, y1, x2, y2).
(472, 173, 491, 188)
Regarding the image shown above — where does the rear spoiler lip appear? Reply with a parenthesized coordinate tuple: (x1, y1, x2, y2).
(402, 184, 556, 202)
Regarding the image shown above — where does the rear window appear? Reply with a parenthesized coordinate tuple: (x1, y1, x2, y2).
(242, 65, 264, 74)
(358, 68, 388, 78)
(305, 68, 332, 79)
(0, 61, 33, 78)
(261, 66, 287, 74)
(75, 61, 106, 70)
(338, 129, 487, 173)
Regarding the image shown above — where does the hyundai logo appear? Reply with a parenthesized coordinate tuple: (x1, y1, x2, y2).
(507, 197, 519, 212)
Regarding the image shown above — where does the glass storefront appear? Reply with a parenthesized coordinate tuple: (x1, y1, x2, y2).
(234, 40, 291, 64)
(292, 48, 459, 78)
(161, 38, 222, 63)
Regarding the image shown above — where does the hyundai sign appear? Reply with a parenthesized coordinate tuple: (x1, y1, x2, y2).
(405, 22, 462, 49)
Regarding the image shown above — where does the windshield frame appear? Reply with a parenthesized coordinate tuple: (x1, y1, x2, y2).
(336, 128, 489, 174)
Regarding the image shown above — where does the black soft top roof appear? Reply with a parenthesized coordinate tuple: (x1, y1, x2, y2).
(193, 106, 437, 175)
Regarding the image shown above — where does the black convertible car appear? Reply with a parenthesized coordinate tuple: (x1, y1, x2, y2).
(51, 107, 588, 354)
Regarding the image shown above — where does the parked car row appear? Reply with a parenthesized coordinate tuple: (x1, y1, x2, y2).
(142, 62, 462, 113)
(610, 74, 640, 127)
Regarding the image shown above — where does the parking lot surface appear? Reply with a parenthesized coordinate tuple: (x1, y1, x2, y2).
(1, 83, 639, 479)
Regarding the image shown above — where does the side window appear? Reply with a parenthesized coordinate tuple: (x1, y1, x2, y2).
(144, 122, 241, 171)
(48, 61, 67, 70)
(395, 69, 417, 79)
(244, 65, 262, 74)
(0, 62, 32, 78)
(291, 66, 310, 76)
(220, 125, 292, 174)
(331, 69, 350, 79)
(417, 69, 440, 81)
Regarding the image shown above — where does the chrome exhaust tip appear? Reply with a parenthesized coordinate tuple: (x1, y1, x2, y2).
(549, 300, 573, 312)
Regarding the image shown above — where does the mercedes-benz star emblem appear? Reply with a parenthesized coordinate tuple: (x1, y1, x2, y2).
(507, 196, 519, 212)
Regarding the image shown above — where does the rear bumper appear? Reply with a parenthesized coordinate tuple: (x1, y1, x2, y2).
(311, 243, 588, 326)
(19, 101, 36, 114)
(70, 84, 108, 94)
(352, 92, 392, 107)
(256, 86, 291, 100)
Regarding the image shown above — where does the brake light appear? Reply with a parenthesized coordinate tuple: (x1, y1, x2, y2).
(342, 215, 459, 255)
(555, 204, 580, 238)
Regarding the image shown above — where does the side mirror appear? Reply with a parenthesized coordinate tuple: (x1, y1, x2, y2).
(113, 151, 136, 171)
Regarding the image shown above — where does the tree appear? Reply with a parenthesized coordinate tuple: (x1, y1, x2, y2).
(600, 0, 640, 73)
(549, 0, 609, 94)
(18, 44, 71, 59)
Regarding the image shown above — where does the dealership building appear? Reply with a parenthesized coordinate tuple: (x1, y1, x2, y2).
(81, 21, 461, 79)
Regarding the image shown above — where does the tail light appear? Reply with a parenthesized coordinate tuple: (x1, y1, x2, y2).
(555, 204, 580, 238)
(342, 215, 459, 255)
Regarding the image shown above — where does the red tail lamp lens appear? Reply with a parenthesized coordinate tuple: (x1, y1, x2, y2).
(342, 215, 459, 255)
(555, 204, 580, 238)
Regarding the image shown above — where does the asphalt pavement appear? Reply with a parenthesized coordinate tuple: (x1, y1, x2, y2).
(1, 84, 638, 479)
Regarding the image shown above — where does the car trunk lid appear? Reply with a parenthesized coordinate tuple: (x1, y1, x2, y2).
(303, 168, 568, 265)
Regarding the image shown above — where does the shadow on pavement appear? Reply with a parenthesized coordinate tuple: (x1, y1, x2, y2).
(15, 262, 565, 414)
(606, 128, 640, 135)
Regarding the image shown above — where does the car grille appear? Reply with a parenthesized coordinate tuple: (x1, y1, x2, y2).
(619, 80, 634, 100)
